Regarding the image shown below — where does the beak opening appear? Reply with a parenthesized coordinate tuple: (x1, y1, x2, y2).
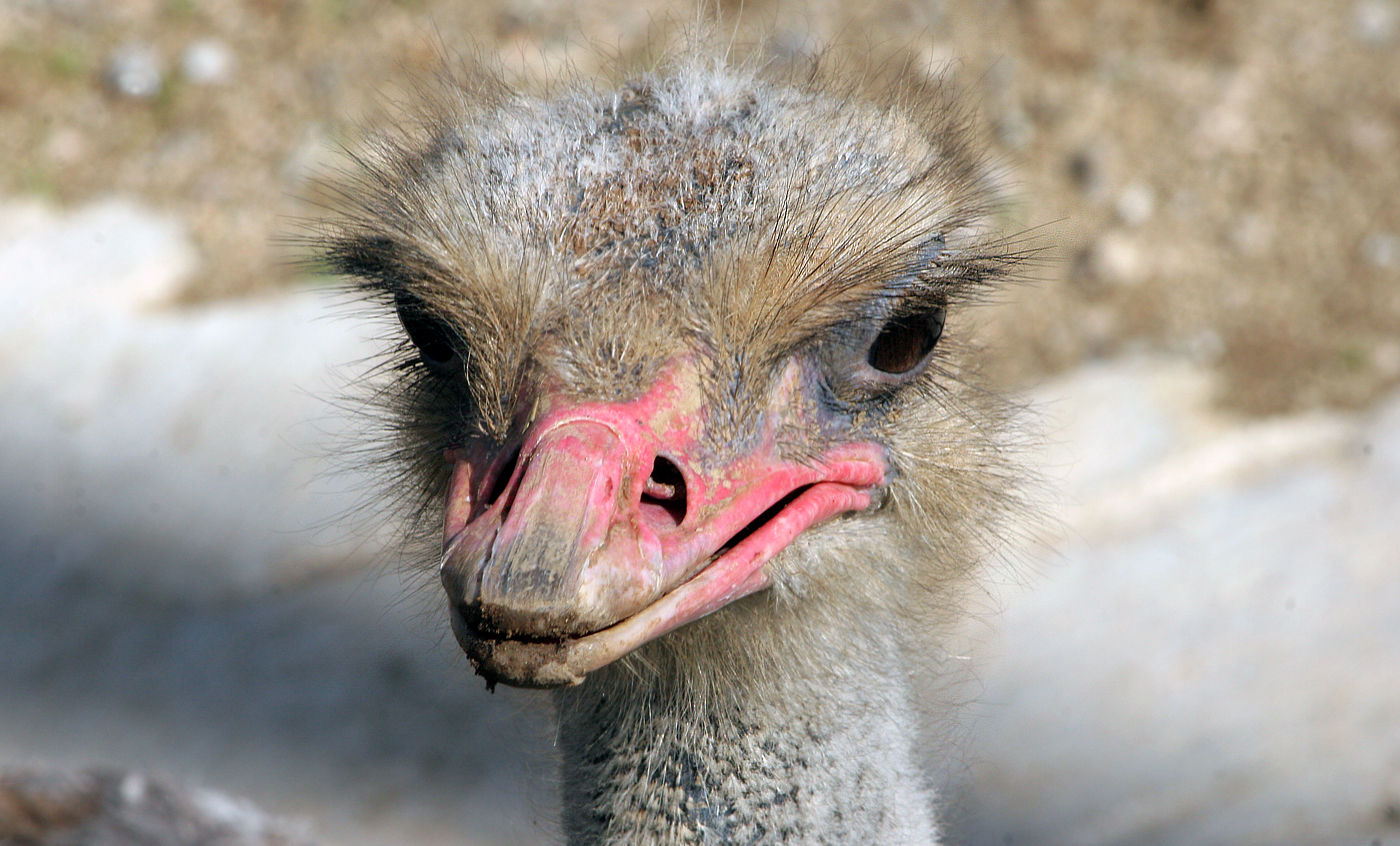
(438, 367, 887, 688)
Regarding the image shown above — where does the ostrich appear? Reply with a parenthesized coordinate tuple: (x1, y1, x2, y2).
(322, 52, 1023, 845)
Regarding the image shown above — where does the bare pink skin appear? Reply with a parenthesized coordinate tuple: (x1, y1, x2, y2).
(439, 358, 887, 688)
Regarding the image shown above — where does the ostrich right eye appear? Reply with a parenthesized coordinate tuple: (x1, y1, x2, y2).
(395, 301, 461, 372)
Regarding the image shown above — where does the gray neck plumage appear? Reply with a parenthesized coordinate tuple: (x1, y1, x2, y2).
(553, 596, 941, 846)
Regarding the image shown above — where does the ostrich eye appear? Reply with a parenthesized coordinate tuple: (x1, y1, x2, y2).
(866, 307, 946, 374)
(395, 299, 460, 371)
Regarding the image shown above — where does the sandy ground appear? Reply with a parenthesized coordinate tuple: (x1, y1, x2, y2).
(2, 200, 1398, 845)
(1, 0, 1398, 415)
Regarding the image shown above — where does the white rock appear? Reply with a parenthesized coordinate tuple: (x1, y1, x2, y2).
(955, 357, 1400, 846)
(182, 38, 235, 86)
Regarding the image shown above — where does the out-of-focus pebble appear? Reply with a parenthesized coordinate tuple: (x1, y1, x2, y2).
(1184, 328, 1224, 365)
(1067, 148, 1099, 192)
(1374, 340, 1400, 377)
(1229, 213, 1275, 257)
(279, 129, 340, 185)
(1115, 182, 1156, 228)
(1354, 0, 1398, 45)
(996, 107, 1034, 151)
(182, 38, 234, 86)
(105, 44, 163, 99)
(44, 127, 85, 164)
(1361, 231, 1399, 269)
(1093, 232, 1147, 286)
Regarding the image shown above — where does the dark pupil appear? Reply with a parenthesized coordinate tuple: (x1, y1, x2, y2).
(400, 311, 457, 366)
(867, 307, 945, 374)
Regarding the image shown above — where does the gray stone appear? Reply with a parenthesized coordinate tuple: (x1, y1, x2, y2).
(0, 199, 554, 846)
(953, 358, 1400, 846)
(106, 45, 164, 100)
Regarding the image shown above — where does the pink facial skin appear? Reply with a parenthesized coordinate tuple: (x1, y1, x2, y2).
(439, 357, 888, 688)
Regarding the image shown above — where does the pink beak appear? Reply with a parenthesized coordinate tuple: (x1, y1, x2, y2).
(440, 360, 886, 688)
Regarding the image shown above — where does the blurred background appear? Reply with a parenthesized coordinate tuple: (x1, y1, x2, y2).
(0, 0, 1397, 844)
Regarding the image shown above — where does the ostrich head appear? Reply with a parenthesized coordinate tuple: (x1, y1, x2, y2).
(322, 56, 1020, 693)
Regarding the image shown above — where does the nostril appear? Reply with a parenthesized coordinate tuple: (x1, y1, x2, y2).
(483, 445, 522, 507)
(640, 456, 687, 527)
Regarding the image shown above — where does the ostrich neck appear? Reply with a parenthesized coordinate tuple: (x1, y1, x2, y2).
(553, 607, 940, 846)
